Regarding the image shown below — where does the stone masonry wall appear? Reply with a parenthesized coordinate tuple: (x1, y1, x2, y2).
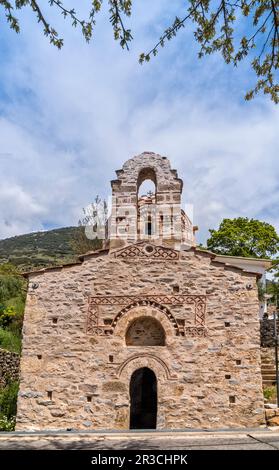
(0, 349, 20, 388)
(260, 319, 279, 347)
(16, 245, 265, 431)
(265, 408, 279, 426)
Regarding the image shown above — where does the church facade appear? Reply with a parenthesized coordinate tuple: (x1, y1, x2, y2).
(16, 152, 266, 430)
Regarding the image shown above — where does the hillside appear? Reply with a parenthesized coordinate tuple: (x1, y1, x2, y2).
(0, 226, 81, 271)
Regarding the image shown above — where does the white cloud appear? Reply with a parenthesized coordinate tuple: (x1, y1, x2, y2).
(0, 183, 45, 239)
(0, 1, 278, 242)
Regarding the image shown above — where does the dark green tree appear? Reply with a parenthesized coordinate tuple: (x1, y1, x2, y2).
(1, 1, 278, 102)
(271, 257, 279, 278)
(207, 217, 279, 258)
(268, 257, 279, 307)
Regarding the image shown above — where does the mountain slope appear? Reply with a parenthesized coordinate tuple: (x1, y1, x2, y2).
(0, 227, 81, 270)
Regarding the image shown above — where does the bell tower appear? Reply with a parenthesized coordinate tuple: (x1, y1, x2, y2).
(109, 151, 195, 250)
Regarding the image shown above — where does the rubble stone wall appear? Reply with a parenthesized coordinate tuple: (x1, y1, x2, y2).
(0, 349, 20, 388)
(260, 319, 279, 347)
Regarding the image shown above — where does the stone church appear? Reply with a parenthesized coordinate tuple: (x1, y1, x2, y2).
(16, 152, 267, 431)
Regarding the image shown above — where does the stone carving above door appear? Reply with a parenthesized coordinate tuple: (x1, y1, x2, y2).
(86, 294, 206, 337)
(113, 242, 179, 260)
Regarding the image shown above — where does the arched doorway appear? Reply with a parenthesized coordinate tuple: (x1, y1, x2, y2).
(129, 367, 157, 429)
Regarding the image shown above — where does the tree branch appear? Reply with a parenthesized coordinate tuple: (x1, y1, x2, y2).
(109, 0, 132, 50)
(140, 0, 204, 62)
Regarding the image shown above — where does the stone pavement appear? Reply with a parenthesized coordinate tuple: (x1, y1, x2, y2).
(0, 428, 279, 450)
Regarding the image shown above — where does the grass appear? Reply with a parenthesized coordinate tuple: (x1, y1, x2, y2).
(0, 381, 19, 431)
(263, 385, 277, 402)
(0, 328, 21, 354)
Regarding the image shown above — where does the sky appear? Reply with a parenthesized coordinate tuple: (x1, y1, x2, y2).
(0, 1, 278, 245)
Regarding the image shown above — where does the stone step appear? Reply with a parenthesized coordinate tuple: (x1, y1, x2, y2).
(263, 380, 277, 386)
(262, 374, 277, 380)
(261, 350, 276, 391)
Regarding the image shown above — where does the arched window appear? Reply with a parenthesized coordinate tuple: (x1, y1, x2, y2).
(146, 214, 152, 236)
(126, 317, 165, 346)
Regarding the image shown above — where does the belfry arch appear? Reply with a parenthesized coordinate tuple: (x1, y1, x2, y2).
(137, 167, 157, 193)
(137, 167, 157, 239)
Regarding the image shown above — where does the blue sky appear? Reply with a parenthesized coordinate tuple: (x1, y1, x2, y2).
(0, 1, 278, 244)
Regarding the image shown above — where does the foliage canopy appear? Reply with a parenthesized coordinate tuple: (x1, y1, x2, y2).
(0, 1, 278, 102)
(207, 217, 279, 258)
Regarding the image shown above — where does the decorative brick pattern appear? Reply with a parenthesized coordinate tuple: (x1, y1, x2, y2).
(114, 243, 179, 260)
(87, 294, 206, 336)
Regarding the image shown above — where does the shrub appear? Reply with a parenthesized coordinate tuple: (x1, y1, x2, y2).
(6, 314, 24, 337)
(0, 415, 16, 431)
(263, 386, 277, 402)
(0, 328, 21, 353)
(0, 263, 26, 342)
(0, 381, 19, 420)
(0, 305, 17, 328)
(0, 273, 24, 304)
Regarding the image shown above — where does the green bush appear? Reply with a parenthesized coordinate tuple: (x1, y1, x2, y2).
(263, 386, 277, 402)
(0, 273, 24, 304)
(6, 314, 24, 337)
(0, 415, 16, 431)
(0, 381, 19, 431)
(0, 305, 17, 328)
(5, 295, 26, 316)
(0, 264, 25, 333)
(0, 328, 21, 353)
(0, 263, 24, 352)
(0, 302, 24, 336)
(0, 380, 19, 416)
